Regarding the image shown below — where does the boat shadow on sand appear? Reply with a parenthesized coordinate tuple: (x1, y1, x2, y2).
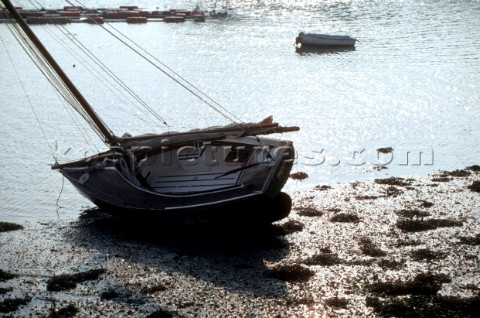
(63, 197, 297, 311)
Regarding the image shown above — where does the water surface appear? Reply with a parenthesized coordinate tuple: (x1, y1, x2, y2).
(1, 0, 479, 222)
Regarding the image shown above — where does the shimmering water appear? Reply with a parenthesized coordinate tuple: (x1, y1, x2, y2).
(1, 0, 479, 222)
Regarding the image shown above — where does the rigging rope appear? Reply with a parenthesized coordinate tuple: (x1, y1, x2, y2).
(102, 23, 244, 126)
(4, 0, 115, 145)
(0, 23, 57, 160)
(70, 0, 244, 127)
(3, 19, 100, 156)
(23, 0, 171, 131)
(10, 21, 105, 141)
(43, 23, 165, 132)
(7, 0, 251, 139)
(14, 0, 165, 139)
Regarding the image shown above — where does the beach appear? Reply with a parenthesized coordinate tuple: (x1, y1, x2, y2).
(1, 166, 479, 317)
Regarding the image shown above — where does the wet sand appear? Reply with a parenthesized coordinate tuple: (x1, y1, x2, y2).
(1, 166, 479, 317)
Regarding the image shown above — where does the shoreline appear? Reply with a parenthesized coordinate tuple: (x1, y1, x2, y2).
(1, 166, 479, 317)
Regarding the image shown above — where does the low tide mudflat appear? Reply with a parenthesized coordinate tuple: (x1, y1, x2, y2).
(1, 167, 479, 317)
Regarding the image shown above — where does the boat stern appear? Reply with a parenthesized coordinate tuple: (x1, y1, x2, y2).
(264, 140, 295, 199)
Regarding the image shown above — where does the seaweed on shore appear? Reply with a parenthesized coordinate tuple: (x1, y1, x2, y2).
(272, 220, 304, 235)
(467, 165, 480, 172)
(367, 274, 480, 318)
(395, 209, 430, 218)
(330, 213, 360, 223)
(374, 177, 413, 187)
(367, 272, 451, 297)
(366, 294, 480, 318)
(0, 297, 31, 313)
(381, 185, 403, 197)
(0, 269, 16, 282)
(419, 200, 434, 208)
(303, 246, 376, 266)
(46, 269, 106, 292)
(395, 239, 422, 247)
(264, 263, 314, 282)
(467, 181, 480, 193)
(314, 185, 332, 191)
(410, 248, 446, 261)
(296, 206, 323, 217)
(0, 287, 13, 295)
(146, 309, 175, 318)
(432, 177, 452, 183)
(290, 172, 308, 180)
(47, 303, 79, 318)
(366, 274, 459, 316)
(325, 296, 349, 309)
(355, 195, 380, 200)
(359, 238, 386, 257)
(440, 169, 471, 178)
(458, 234, 480, 245)
(377, 147, 393, 154)
(0, 221, 23, 232)
(327, 207, 341, 213)
(396, 218, 463, 232)
(377, 259, 405, 270)
(141, 284, 168, 294)
(303, 252, 342, 266)
(100, 289, 120, 300)
(286, 296, 315, 306)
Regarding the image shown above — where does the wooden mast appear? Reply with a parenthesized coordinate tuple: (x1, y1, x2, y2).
(1, 0, 116, 145)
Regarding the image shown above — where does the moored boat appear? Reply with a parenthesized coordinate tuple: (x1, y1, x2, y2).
(295, 32, 357, 47)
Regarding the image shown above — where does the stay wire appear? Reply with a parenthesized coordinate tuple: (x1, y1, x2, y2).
(15, 0, 247, 133)
(52, 24, 167, 129)
(19, 0, 112, 143)
(104, 22, 244, 126)
(4, 17, 100, 155)
(43, 23, 162, 133)
(17, 33, 101, 152)
(0, 24, 56, 161)
(66, 0, 170, 128)
(70, 0, 244, 127)
(27, 0, 169, 129)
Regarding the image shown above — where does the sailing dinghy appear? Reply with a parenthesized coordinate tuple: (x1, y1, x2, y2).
(2, 0, 299, 224)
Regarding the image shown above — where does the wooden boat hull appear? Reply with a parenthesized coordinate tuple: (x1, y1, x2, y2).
(296, 32, 356, 46)
(84, 190, 292, 225)
(57, 136, 295, 223)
